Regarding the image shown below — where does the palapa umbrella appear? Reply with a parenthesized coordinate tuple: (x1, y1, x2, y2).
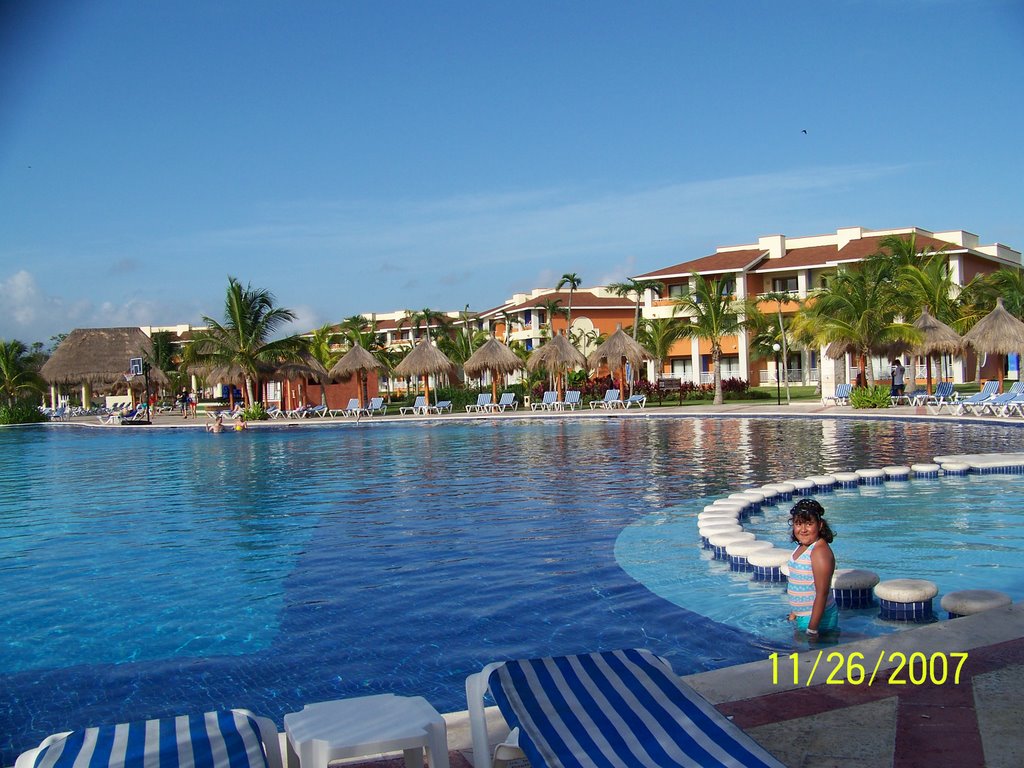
(463, 337, 522, 404)
(962, 297, 1024, 391)
(586, 324, 653, 397)
(330, 343, 386, 408)
(277, 352, 334, 407)
(527, 331, 586, 401)
(393, 339, 456, 407)
(912, 308, 962, 395)
(41, 327, 169, 405)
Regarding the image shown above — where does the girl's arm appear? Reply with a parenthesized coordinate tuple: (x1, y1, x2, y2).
(807, 543, 836, 633)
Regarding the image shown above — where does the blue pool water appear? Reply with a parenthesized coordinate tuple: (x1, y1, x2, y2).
(2, 416, 1022, 761)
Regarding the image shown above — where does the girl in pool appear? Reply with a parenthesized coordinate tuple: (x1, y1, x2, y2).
(787, 498, 838, 639)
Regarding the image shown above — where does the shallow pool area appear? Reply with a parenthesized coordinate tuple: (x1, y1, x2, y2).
(2, 415, 1023, 762)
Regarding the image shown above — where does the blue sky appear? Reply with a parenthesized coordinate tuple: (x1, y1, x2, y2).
(1, 1, 1022, 345)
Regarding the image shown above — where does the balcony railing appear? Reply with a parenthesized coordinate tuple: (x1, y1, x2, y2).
(758, 368, 820, 384)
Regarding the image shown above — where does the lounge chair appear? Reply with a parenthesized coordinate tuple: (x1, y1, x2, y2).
(331, 398, 360, 417)
(590, 388, 622, 409)
(400, 396, 427, 415)
(625, 393, 647, 408)
(466, 394, 492, 413)
(14, 709, 284, 768)
(822, 382, 852, 406)
(466, 648, 785, 768)
(487, 393, 518, 412)
(531, 391, 557, 411)
(951, 381, 1000, 416)
(304, 404, 329, 418)
(266, 406, 286, 419)
(427, 400, 453, 414)
(364, 397, 387, 416)
(923, 381, 957, 414)
(557, 390, 582, 410)
(891, 387, 927, 406)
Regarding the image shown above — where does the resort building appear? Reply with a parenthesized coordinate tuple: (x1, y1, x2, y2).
(633, 226, 1022, 393)
(476, 286, 634, 357)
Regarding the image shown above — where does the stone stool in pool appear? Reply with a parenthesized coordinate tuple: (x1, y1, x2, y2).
(831, 568, 879, 608)
(725, 540, 774, 571)
(708, 531, 755, 560)
(940, 589, 1013, 619)
(875, 578, 938, 621)
(749, 549, 791, 582)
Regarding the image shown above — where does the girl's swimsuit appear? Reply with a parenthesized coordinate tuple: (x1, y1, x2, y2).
(788, 540, 839, 632)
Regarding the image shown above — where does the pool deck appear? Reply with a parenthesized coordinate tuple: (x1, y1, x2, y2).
(42, 402, 1024, 767)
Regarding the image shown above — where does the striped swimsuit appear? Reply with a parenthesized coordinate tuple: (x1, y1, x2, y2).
(788, 540, 838, 632)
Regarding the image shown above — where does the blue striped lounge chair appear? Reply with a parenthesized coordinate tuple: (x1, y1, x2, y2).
(531, 391, 557, 411)
(427, 400, 453, 414)
(590, 388, 622, 409)
(364, 397, 387, 416)
(923, 381, 957, 414)
(625, 393, 647, 408)
(466, 648, 784, 768)
(331, 398, 360, 417)
(821, 382, 852, 406)
(466, 394, 492, 413)
(558, 390, 582, 410)
(951, 380, 1000, 416)
(400, 396, 427, 415)
(488, 393, 518, 412)
(14, 709, 283, 768)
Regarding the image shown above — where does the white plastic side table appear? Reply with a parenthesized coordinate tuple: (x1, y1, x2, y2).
(284, 694, 450, 768)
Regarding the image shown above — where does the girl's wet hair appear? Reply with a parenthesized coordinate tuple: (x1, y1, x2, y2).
(789, 497, 835, 543)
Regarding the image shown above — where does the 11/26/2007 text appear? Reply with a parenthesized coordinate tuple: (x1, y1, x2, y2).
(769, 651, 968, 687)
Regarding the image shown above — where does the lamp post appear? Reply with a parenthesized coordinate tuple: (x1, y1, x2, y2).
(772, 342, 782, 406)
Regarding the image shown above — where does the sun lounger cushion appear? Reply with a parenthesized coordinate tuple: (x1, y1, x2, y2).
(23, 711, 271, 768)
(488, 648, 783, 768)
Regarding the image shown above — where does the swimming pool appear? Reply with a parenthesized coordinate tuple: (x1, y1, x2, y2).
(2, 416, 1022, 761)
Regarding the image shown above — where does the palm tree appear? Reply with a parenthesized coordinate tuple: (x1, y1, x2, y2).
(183, 276, 303, 406)
(499, 310, 516, 344)
(797, 259, 918, 385)
(608, 278, 665, 339)
(537, 298, 569, 336)
(0, 339, 45, 407)
(556, 273, 582, 330)
(636, 317, 686, 383)
(673, 274, 746, 405)
(300, 324, 344, 406)
(879, 232, 947, 267)
(399, 308, 450, 344)
(752, 291, 803, 403)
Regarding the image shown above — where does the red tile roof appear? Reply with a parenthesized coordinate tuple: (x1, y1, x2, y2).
(635, 249, 765, 278)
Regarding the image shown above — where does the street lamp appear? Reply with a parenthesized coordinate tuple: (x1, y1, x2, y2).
(772, 343, 782, 406)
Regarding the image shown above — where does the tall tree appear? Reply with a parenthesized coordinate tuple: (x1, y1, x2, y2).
(556, 273, 582, 330)
(672, 274, 746, 405)
(537, 298, 569, 336)
(637, 317, 686, 382)
(0, 339, 45, 406)
(797, 258, 918, 385)
(608, 278, 665, 339)
(399, 308, 450, 344)
(752, 292, 803, 403)
(183, 276, 303, 406)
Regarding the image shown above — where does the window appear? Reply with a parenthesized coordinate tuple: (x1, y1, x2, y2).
(671, 358, 693, 377)
(771, 276, 798, 293)
(668, 283, 690, 298)
(719, 277, 736, 295)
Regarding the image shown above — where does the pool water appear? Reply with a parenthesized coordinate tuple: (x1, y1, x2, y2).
(1, 416, 1022, 761)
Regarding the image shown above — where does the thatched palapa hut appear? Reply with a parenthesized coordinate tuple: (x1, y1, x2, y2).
(330, 343, 386, 408)
(464, 337, 522, 404)
(41, 327, 168, 408)
(911, 308, 962, 394)
(393, 339, 456, 406)
(527, 332, 586, 401)
(587, 325, 653, 396)
(963, 297, 1024, 390)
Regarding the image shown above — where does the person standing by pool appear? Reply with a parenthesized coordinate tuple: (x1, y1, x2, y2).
(890, 358, 906, 398)
(787, 498, 838, 639)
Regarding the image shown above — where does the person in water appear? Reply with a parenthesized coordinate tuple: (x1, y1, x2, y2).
(787, 498, 838, 638)
(206, 415, 224, 434)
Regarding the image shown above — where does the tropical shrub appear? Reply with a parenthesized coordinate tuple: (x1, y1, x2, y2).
(850, 385, 892, 409)
(0, 399, 48, 425)
(243, 402, 268, 421)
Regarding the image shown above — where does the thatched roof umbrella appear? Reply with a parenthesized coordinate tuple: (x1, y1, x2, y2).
(330, 343, 386, 408)
(912, 308, 962, 394)
(393, 339, 456, 406)
(527, 332, 586, 401)
(41, 327, 168, 404)
(464, 337, 522, 404)
(587, 324, 653, 396)
(963, 297, 1024, 390)
(277, 352, 334, 407)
